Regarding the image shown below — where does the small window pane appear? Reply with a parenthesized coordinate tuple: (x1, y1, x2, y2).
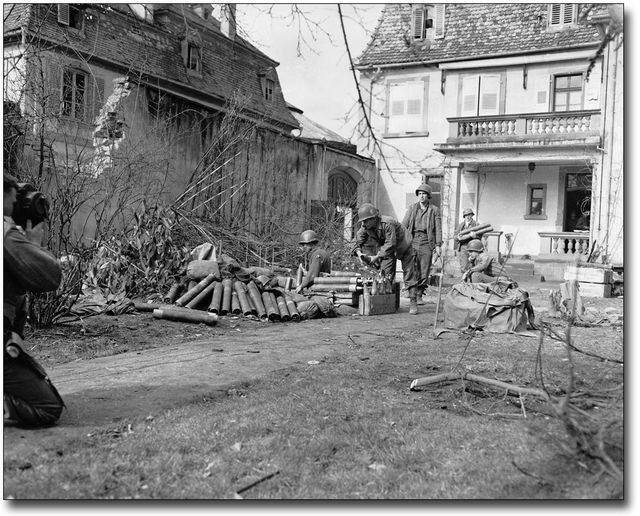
(406, 99, 421, 115)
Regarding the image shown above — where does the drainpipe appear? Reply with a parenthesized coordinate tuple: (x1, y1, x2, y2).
(603, 35, 620, 260)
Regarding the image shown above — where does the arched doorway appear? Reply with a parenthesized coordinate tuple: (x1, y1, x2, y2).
(328, 170, 358, 240)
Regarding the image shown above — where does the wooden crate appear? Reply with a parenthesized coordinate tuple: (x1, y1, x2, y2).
(579, 281, 612, 298)
(564, 265, 613, 284)
(358, 292, 398, 316)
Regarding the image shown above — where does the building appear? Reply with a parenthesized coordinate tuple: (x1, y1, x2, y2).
(355, 3, 623, 278)
(3, 3, 376, 255)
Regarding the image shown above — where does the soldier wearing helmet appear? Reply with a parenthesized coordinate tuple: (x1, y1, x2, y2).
(353, 203, 422, 315)
(401, 183, 442, 304)
(454, 207, 480, 273)
(295, 229, 331, 293)
(462, 239, 496, 283)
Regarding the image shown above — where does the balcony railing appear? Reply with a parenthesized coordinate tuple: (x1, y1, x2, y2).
(448, 110, 601, 139)
(538, 231, 591, 257)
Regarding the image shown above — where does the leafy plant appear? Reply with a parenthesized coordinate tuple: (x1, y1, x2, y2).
(85, 203, 190, 298)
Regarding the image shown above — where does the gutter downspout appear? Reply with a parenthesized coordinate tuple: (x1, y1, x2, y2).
(603, 33, 620, 261)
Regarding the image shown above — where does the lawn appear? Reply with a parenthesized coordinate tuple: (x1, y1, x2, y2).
(3, 300, 623, 499)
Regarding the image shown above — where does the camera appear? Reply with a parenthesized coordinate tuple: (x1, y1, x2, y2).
(12, 183, 50, 229)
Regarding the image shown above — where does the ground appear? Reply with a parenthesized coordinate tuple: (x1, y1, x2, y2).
(4, 281, 624, 499)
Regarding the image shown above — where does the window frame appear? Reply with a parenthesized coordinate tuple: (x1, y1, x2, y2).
(411, 4, 445, 41)
(552, 73, 584, 112)
(548, 4, 577, 30)
(384, 77, 429, 136)
(525, 183, 548, 220)
(458, 72, 505, 117)
(60, 67, 88, 121)
(187, 43, 202, 73)
(264, 78, 275, 101)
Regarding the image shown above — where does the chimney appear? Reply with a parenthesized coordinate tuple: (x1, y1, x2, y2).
(220, 4, 236, 40)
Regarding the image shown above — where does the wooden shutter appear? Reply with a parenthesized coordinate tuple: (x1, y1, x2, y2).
(388, 83, 405, 134)
(405, 82, 423, 132)
(563, 4, 576, 24)
(478, 74, 500, 116)
(460, 75, 479, 117)
(550, 4, 561, 26)
(412, 5, 425, 40)
(434, 4, 445, 38)
(90, 76, 105, 123)
(45, 60, 62, 115)
(58, 4, 70, 25)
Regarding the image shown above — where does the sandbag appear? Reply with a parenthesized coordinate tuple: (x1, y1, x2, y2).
(186, 260, 221, 280)
(443, 280, 534, 333)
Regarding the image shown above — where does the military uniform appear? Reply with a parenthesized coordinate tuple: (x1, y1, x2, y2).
(4, 216, 64, 427)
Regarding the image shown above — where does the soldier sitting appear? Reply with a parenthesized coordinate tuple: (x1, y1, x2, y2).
(462, 239, 497, 284)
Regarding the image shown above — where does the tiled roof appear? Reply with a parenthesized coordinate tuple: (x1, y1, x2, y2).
(3, 3, 299, 130)
(356, 4, 606, 68)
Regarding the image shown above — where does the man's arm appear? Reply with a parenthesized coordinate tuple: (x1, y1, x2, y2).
(374, 221, 396, 260)
(298, 252, 323, 289)
(467, 253, 492, 274)
(4, 227, 62, 293)
(434, 207, 443, 249)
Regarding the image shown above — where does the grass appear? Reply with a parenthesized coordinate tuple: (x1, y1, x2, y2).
(4, 310, 623, 499)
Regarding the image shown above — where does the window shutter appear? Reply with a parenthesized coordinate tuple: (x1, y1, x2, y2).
(58, 4, 70, 25)
(550, 4, 561, 25)
(460, 76, 479, 117)
(91, 76, 105, 123)
(45, 61, 62, 114)
(388, 83, 405, 134)
(563, 4, 576, 24)
(181, 39, 189, 66)
(412, 6, 425, 40)
(479, 74, 500, 116)
(405, 82, 423, 132)
(434, 4, 445, 38)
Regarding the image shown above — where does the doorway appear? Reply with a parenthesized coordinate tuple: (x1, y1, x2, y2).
(564, 171, 592, 232)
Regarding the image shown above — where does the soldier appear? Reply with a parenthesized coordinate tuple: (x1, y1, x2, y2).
(462, 239, 497, 283)
(454, 207, 480, 273)
(353, 203, 422, 315)
(402, 183, 442, 304)
(295, 230, 331, 294)
(4, 172, 64, 427)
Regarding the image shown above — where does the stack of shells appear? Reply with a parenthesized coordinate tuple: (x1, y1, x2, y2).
(159, 274, 301, 323)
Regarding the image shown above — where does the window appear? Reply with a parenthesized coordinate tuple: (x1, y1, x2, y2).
(553, 74, 583, 111)
(411, 4, 445, 40)
(57, 4, 83, 29)
(61, 68, 87, 119)
(549, 4, 577, 28)
(387, 80, 427, 134)
(187, 44, 201, 72)
(264, 79, 274, 101)
(525, 184, 547, 219)
(460, 74, 502, 117)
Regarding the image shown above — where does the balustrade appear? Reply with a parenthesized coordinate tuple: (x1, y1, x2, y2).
(538, 231, 591, 257)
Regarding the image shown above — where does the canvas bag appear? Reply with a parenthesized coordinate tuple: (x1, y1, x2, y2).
(443, 280, 534, 333)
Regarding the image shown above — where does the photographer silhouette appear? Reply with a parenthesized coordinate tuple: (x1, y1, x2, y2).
(4, 172, 64, 427)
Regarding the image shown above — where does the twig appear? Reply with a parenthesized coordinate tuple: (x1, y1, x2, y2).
(235, 470, 280, 497)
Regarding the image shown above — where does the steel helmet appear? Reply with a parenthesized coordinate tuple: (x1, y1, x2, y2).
(357, 203, 379, 222)
(415, 183, 432, 196)
(299, 229, 319, 244)
(463, 208, 474, 217)
(467, 239, 484, 252)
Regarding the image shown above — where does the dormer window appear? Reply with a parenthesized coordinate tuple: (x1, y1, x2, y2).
(182, 38, 203, 75)
(187, 44, 201, 72)
(264, 79, 274, 101)
(57, 4, 84, 29)
(411, 4, 445, 40)
(549, 4, 577, 29)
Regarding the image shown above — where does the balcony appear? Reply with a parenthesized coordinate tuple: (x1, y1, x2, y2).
(435, 110, 601, 155)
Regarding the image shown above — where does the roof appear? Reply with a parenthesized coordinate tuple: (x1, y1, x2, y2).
(290, 110, 350, 144)
(3, 3, 299, 130)
(356, 3, 607, 68)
